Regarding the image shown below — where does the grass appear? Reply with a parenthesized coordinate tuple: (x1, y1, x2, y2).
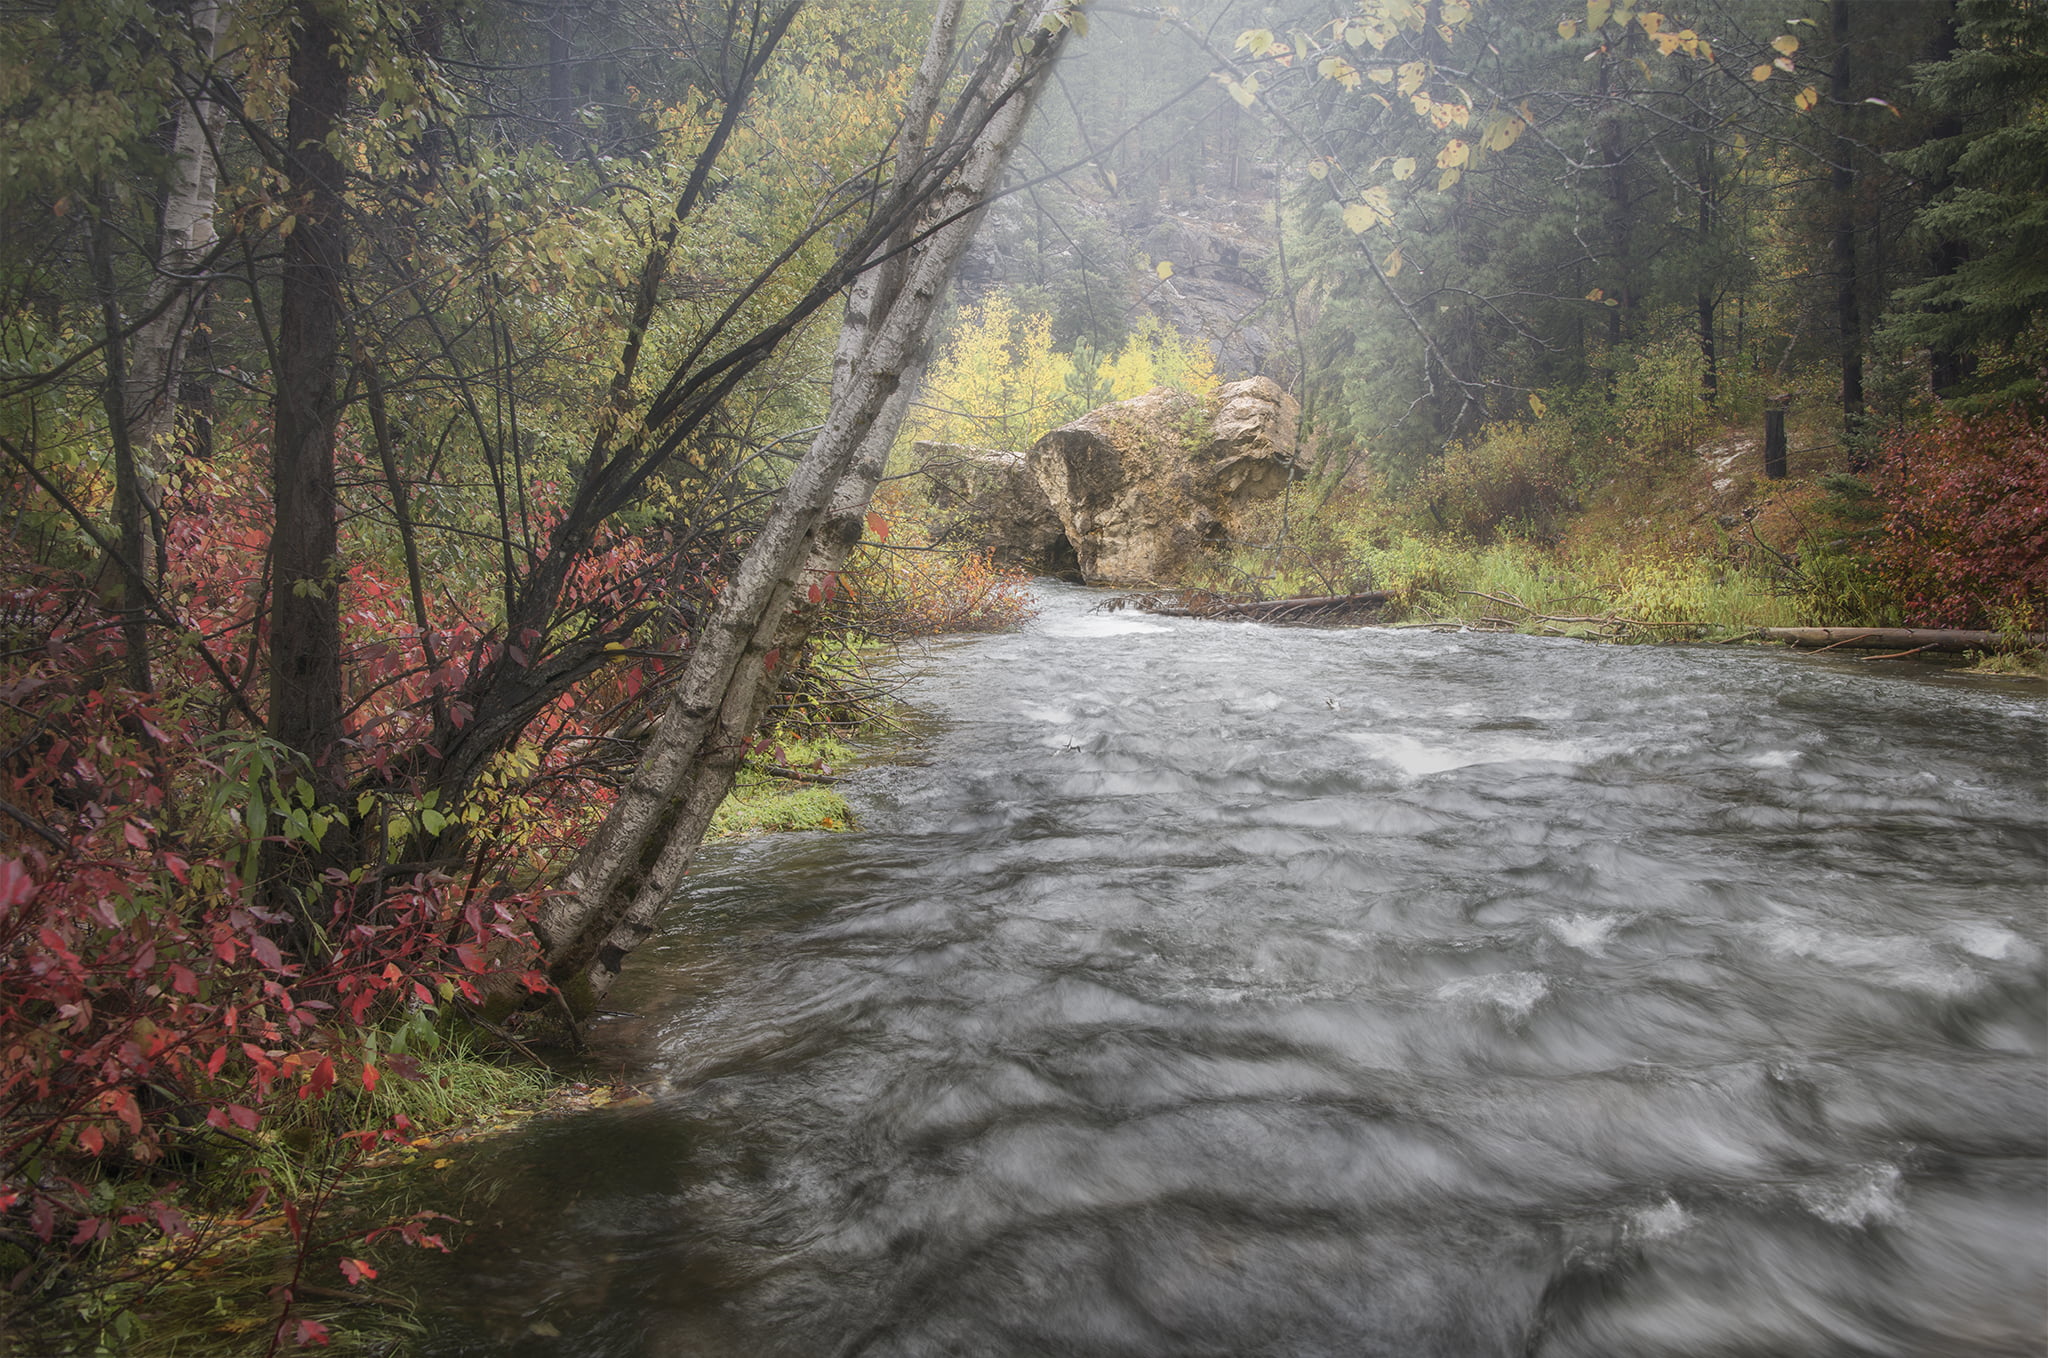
(708, 731, 858, 839)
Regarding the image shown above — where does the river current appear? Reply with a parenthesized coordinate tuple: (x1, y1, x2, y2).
(415, 586, 2047, 1357)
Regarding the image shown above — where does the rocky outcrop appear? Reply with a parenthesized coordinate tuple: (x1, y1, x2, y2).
(1027, 377, 1300, 585)
(911, 441, 1076, 573)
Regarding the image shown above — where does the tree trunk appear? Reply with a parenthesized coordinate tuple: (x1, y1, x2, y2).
(87, 188, 153, 694)
(1831, 0, 1864, 434)
(1760, 627, 2045, 653)
(123, 0, 230, 559)
(1697, 143, 1718, 404)
(266, 0, 352, 911)
(539, 0, 1075, 1009)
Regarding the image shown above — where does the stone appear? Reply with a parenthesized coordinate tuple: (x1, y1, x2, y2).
(1027, 377, 1300, 585)
(911, 441, 1076, 574)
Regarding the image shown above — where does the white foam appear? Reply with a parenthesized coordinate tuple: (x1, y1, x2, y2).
(1798, 1164, 1902, 1228)
(1628, 1197, 1692, 1240)
(1757, 923, 1982, 998)
(1341, 730, 1610, 777)
(1548, 912, 1624, 955)
(1043, 615, 1172, 638)
(1950, 923, 2035, 963)
(1745, 749, 1798, 768)
(1436, 971, 1549, 1021)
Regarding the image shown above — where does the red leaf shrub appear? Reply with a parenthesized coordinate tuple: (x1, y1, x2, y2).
(1875, 407, 2048, 630)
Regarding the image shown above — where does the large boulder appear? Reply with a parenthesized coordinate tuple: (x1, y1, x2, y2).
(911, 441, 1076, 574)
(1027, 377, 1300, 585)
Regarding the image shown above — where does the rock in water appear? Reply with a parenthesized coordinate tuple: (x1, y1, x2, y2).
(912, 441, 1075, 573)
(1028, 377, 1300, 585)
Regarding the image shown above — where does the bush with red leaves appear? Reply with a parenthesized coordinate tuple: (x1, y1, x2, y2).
(1875, 407, 2048, 631)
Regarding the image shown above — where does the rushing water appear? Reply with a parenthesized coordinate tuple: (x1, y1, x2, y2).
(413, 587, 2047, 1357)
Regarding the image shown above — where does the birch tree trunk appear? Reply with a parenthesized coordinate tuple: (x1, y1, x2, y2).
(537, 0, 1076, 1008)
(124, 0, 230, 570)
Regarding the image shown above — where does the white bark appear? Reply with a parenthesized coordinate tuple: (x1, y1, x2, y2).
(124, 0, 229, 510)
(540, 0, 1074, 1004)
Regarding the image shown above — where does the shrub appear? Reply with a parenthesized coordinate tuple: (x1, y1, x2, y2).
(1874, 406, 2048, 629)
(1412, 422, 1577, 543)
(840, 493, 1036, 638)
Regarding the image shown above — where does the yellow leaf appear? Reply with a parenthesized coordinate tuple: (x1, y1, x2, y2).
(1481, 115, 1524, 152)
(1774, 55, 1795, 72)
(1226, 74, 1259, 108)
(1238, 27, 1275, 54)
(1384, 246, 1404, 278)
(1441, 0, 1471, 24)
(1155, 260, 1174, 279)
(1558, 17, 1579, 37)
(1397, 60, 1429, 95)
(1585, 287, 1605, 301)
(1771, 34, 1798, 55)
(1391, 156, 1418, 180)
(1437, 166, 1462, 190)
(1529, 393, 1547, 418)
(1751, 63, 1772, 82)
(1795, 85, 1819, 112)
(1586, 0, 1612, 30)
(1367, 66, 1395, 84)
(1342, 202, 1379, 233)
(1306, 158, 1328, 179)
(1436, 138, 1470, 169)
(432, 1158, 454, 1170)
(1637, 10, 1663, 33)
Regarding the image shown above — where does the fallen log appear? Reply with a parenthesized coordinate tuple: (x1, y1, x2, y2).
(1760, 627, 2046, 653)
(1139, 590, 1393, 622)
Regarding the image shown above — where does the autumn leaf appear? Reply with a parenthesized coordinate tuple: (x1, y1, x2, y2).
(1794, 85, 1819, 112)
(339, 1258, 379, 1286)
(1392, 156, 1418, 181)
(1751, 63, 1772, 82)
(1771, 34, 1798, 55)
(1436, 139, 1470, 169)
(1343, 203, 1379, 233)
(1155, 260, 1174, 280)
(1558, 18, 1578, 37)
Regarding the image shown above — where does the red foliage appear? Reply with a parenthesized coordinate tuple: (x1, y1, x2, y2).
(1875, 407, 2048, 629)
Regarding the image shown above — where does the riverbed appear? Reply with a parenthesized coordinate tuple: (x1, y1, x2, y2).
(409, 586, 2047, 1357)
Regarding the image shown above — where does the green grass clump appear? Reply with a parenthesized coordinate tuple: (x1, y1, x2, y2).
(708, 730, 858, 839)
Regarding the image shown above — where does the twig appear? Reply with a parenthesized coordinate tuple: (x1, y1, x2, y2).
(1808, 632, 1880, 654)
(1858, 644, 1937, 662)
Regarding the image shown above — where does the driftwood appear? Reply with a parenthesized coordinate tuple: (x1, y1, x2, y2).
(1129, 590, 1393, 624)
(1760, 627, 2046, 654)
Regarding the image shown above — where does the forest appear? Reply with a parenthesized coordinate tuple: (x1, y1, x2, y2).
(0, 0, 2041, 1349)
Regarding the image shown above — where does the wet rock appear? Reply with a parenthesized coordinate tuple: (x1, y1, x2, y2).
(912, 441, 1076, 574)
(1027, 377, 1301, 585)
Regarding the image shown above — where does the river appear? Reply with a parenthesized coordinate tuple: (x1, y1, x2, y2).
(410, 586, 2047, 1357)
